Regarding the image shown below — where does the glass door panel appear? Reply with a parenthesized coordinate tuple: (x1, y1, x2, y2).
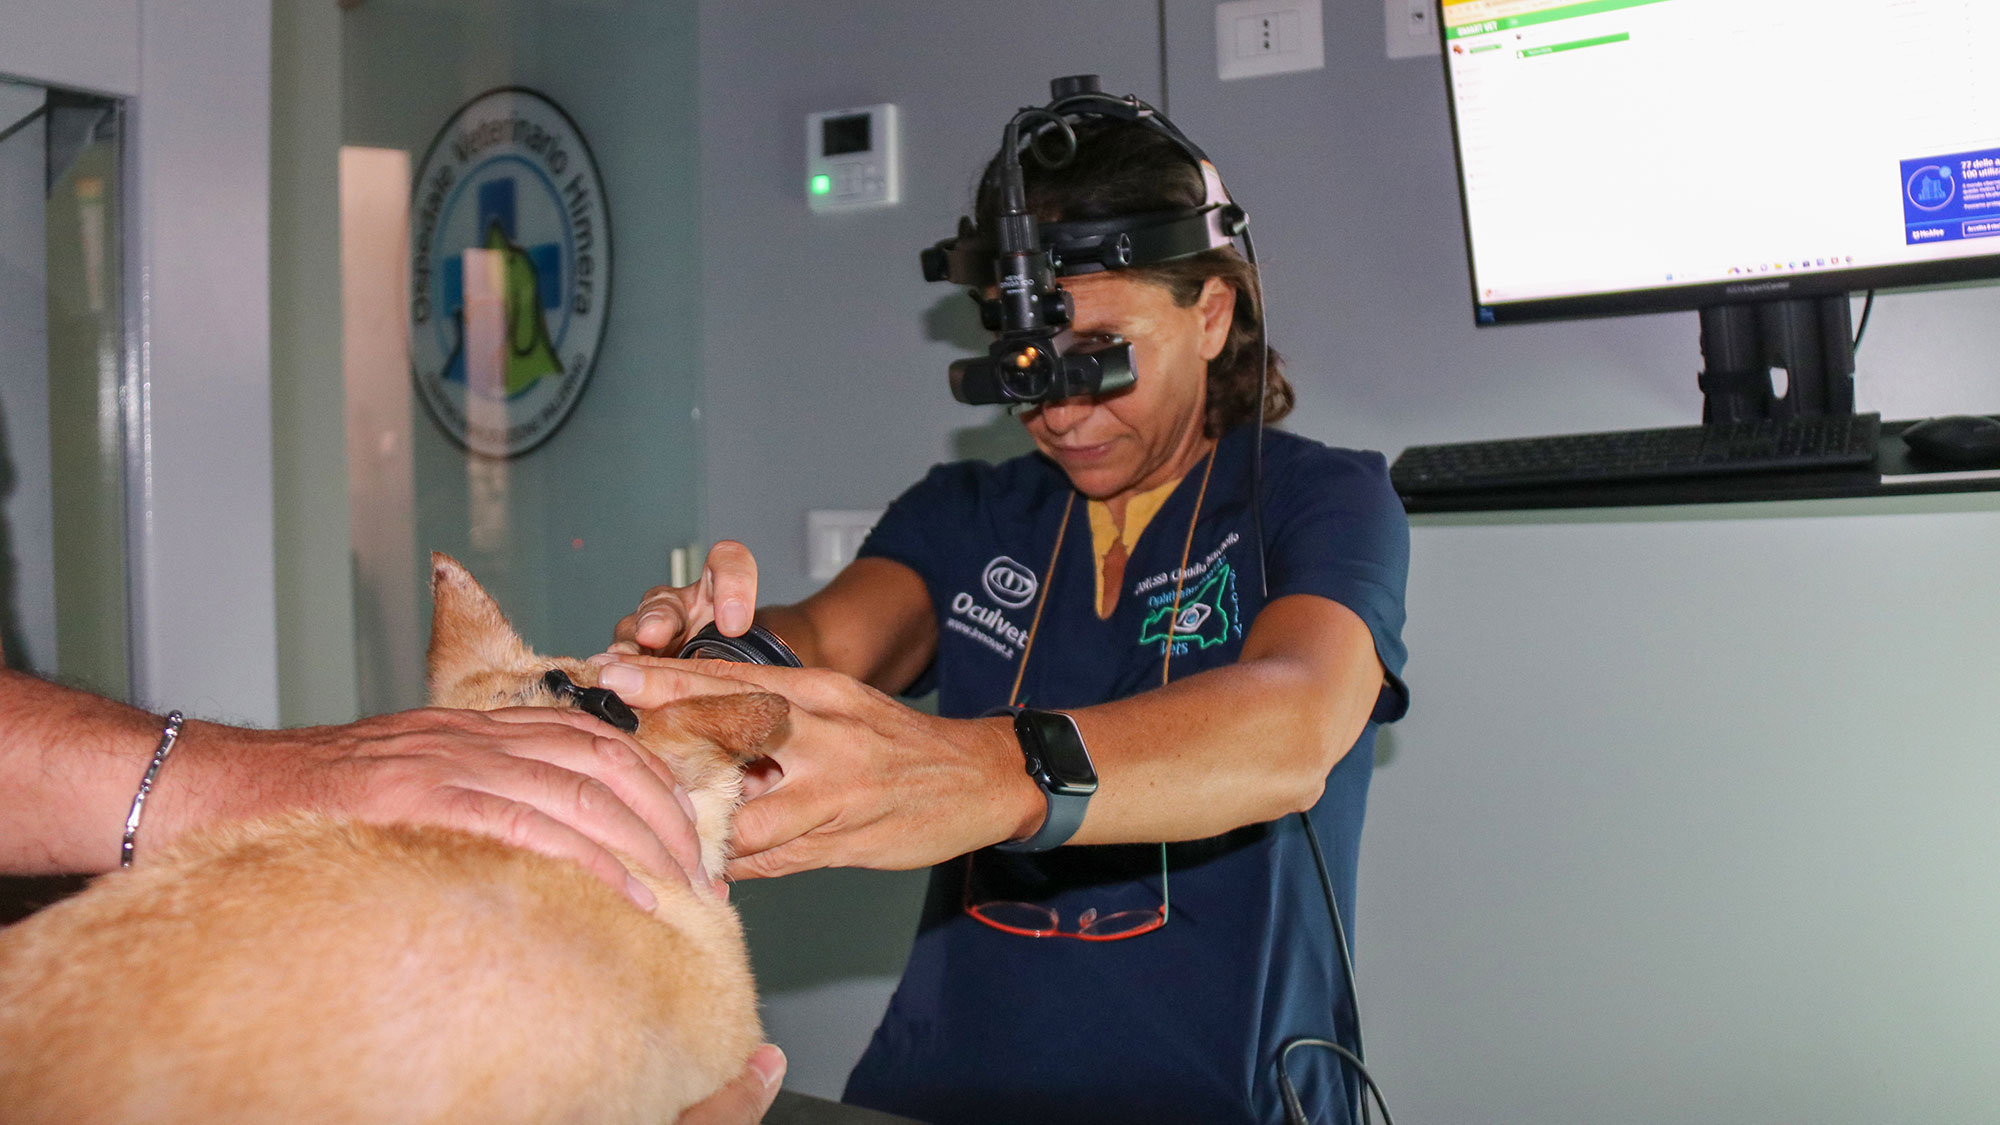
(341, 2, 704, 711)
(0, 75, 128, 698)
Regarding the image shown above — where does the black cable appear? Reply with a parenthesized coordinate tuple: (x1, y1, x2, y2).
(1289, 811, 1371, 1124)
(1852, 289, 1875, 352)
(1298, 814, 1363, 1061)
(1009, 108, 1077, 172)
(1244, 226, 1270, 603)
(1243, 211, 1390, 1125)
(1157, 0, 1171, 116)
(1278, 1038, 1396, 1125)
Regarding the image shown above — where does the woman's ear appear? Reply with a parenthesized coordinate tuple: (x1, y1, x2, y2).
(1195, 276, 1237, 363)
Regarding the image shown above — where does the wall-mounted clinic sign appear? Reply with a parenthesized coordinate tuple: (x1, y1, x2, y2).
(410, 88, 611, 458)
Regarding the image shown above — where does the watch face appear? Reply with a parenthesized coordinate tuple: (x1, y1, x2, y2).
(1019, 709, 1098, 795)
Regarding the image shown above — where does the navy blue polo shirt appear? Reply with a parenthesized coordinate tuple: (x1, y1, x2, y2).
(843, 425, 1409, 1124)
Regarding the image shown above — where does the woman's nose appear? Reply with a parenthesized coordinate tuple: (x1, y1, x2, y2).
(1036, 398, 1093, 432)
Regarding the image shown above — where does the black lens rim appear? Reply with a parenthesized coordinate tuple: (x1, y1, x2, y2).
(677, 623, 804, 668)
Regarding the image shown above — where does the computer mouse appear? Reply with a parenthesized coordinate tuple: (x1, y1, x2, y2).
(1900, 414, 2000, 467)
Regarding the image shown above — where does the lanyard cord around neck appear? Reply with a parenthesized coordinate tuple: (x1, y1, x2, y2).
(1159, 448, 1218, 686)
(1006, 491, 1073, 708)
(1006, 445, 1218, 706)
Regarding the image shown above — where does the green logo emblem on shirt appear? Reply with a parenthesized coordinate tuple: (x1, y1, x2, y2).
(1139, 562, 1234, 650)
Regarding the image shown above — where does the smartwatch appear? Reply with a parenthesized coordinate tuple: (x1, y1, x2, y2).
(991, 707, 1098, 853)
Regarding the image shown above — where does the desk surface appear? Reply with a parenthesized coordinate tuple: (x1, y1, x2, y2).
(1399, 418, 2000, 515)
(764, 1090, 924, 1124)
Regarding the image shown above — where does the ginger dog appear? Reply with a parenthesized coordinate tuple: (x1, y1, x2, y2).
(0, 554, 783, 1122)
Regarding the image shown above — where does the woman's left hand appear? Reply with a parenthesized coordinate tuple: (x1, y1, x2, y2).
(596, 657, 1040, 879)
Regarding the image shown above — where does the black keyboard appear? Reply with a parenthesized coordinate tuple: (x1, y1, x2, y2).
(1392, 413, 1881, 495)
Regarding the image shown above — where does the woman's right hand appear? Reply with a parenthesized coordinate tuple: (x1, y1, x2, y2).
(611, 540, 761, 656)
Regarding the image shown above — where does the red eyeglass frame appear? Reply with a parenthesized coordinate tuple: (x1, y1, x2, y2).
(961, 845, 1170, 942)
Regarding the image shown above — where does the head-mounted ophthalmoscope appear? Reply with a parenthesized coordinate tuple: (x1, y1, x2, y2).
(920, 74, 1249, 408)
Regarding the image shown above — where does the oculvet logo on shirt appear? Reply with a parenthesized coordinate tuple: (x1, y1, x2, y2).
(981, 556, 1038, 609)
(939, 556, 1039, 664)
(947, 591, 1027, 661)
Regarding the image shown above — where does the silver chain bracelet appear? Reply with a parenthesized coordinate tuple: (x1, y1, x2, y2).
(120, 710, 185, 868)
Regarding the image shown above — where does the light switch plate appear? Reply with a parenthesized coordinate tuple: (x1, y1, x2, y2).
(806, 509, 883, 581)
(1216, 0, 1325, 81)
(1386, 0, 1439, 59)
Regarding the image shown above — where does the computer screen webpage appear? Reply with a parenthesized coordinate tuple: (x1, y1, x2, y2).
(1444, 0, 2000, 318)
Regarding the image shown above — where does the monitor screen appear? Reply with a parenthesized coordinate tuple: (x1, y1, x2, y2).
(1442, 0, 2000, 325)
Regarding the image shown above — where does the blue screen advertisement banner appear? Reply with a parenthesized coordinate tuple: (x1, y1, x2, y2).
(1902, 146, 2000, 247)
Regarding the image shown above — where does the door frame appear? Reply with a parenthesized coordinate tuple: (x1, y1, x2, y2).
(0, 0, 278, 723)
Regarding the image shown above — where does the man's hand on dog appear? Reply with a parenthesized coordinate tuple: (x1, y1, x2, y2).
(158, 708, 716, 910)
(611, 539, 760, 655)
(679, 1044, 786, 1125)
(596, 658, 1042, 880)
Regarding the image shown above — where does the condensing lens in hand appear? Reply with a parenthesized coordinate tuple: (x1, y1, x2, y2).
(678, 623, 804, 668)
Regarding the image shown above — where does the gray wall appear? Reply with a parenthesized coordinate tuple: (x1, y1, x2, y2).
(128, 0, 278, 723)
(699, 0, 2000, 1114)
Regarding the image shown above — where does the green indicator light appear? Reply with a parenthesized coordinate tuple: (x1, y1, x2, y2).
(809, 174, 833, 196)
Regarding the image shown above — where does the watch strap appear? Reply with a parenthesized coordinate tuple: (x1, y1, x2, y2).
(997, 780, 1089, 853)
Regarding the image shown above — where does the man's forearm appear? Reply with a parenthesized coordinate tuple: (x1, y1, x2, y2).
(0, 670, 175, 874)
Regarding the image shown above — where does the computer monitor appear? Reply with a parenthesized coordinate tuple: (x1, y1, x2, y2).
(1440, 0, 2000, 422)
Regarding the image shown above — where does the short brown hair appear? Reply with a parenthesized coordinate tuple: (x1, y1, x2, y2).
(976, 120, 1293, 436)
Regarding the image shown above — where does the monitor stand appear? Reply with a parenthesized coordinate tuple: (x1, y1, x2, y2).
(1696, 295, 1856, 424)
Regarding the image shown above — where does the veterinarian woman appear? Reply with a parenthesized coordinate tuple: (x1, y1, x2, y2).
(603, 106, 1409, 1124)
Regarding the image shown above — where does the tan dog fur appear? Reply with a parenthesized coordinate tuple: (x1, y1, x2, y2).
(0, 554, 784, 1122)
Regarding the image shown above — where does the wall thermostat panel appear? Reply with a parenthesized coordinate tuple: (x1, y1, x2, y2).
(806, 103, 899, 212)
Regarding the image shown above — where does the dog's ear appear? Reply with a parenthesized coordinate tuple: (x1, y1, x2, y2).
(427, 552, 538, 704)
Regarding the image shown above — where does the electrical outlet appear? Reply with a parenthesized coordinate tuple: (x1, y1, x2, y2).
(1386, 0, 1439, 59)
(1216, 0, 1325, 81)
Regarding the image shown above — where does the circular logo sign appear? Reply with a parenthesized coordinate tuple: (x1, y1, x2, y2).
(1906, 164, 1956, 212)
(982, 556, 1039, 609)
(409, 88, 611, 457)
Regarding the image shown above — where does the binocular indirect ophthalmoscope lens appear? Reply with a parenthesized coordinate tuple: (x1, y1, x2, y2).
(678, 623, 805, 668)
